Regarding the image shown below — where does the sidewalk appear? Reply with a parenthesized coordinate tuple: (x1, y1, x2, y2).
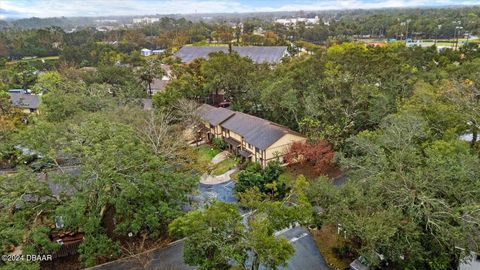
(200, 168, 236, 185)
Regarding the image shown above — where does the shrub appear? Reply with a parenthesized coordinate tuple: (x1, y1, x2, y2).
(284, 141, 334, 174)
(212, 138, 226, 149)
(234, 160, 286, 198)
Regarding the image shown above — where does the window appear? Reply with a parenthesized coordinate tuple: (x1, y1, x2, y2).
(255, 147, 259, 153)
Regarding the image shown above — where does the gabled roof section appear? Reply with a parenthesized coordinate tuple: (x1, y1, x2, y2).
(244, 123, 287, 150)
(234, 46, 288, 64)
(8, 93, 41, 109)
(222, 112, 290, 150)
(175, 46, 288, 64)
(196, 104, 235, 126)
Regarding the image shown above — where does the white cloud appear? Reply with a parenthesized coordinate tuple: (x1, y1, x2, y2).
(0, 0, 476, 19)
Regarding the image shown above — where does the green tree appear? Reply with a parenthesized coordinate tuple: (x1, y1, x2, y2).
(169, 202, 244, 270)
(200, 52, 256, 108)
(310, 112, 480, 268)
(137, 58, 165, 97)
(12, 62, 37, 90)
(31, 71, 61, 94)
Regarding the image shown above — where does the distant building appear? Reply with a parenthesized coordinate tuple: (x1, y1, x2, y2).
(152, 49, 165, 55)
(133, 17, 160, 24)
(275, 16, 320, 26)
(175, 46, 289, 64)
(8, 91, 41, 113)
(147, 64, 172, 96)
(141, 48, 152, 56)
(196, 104, 306, 168)
(95, 19, 118, 24)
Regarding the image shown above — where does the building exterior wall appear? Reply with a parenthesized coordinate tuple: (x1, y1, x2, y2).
(264, 133, 307, 163)
(227, 130, 242, 143)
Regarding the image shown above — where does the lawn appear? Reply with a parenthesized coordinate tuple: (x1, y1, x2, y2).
(211, 157, 238, 176)
(197, 145, 221, 163)
(312, 225, 353, 270)
(195, 145, 222, 172)
(230, 170, 240, 181)
(7, 56, 60, 65)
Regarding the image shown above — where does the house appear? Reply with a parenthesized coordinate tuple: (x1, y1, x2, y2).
(175, 46, 289, 64)
(141, 48, 152, 56)
(8, 91, 41, 113)
(275, 16, 320, 27)
(147, 64, 172, 95)
(152, 49, 165, 55)
(196, 104, 306, 168)
(133, 17, 160, 24)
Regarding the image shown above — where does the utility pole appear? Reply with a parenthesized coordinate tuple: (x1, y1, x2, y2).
(405, 19, 411, 40)
(452, 20, 461, 50)
(455, 26, 463, 50)
(434, 25, 442, 45)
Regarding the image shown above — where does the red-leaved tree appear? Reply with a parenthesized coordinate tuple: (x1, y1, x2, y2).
(283, 141, 335, 174)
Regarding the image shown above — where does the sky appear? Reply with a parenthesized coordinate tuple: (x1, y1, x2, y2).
(0, 0, 479, 19)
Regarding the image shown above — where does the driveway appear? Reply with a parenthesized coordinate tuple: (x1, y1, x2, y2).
(275, 226, 332, 270)
(197, 180, 237, 203)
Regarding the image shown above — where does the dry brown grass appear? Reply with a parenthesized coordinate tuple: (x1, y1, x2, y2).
(312, 225, 352, 270)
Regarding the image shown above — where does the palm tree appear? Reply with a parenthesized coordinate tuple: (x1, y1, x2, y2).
(137, 58, 164, 96)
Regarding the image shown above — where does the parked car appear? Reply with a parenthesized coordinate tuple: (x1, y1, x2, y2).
(350, 256, 370, 270)
(350, 253, 388, 270)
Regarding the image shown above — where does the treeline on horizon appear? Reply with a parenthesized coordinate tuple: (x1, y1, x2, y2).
(0, 6, 479, 59)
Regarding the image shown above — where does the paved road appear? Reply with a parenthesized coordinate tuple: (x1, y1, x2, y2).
(88, 227, 331, 270)
(275, 226, 332, 270)
(88, 240, 194, 270)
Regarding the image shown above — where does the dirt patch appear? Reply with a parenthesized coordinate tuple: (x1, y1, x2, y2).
(286, 163, 342, 180)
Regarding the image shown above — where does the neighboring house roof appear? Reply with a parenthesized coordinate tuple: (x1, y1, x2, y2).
(148, 64, 172, 93)
(175, 46, 288, 64)
(8, 93, 41, 109)
(141, 98, 153, 110)
(196, 104, 304, 150)
(150, 78, 169, 91)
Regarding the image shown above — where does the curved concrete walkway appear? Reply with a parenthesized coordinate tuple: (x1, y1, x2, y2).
(200, 168, 237, 185)
(211, 150, 229, 164)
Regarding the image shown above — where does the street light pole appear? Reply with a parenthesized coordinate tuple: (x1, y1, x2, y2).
(435, 25, 442, 45)
(455, 26, 463, 50)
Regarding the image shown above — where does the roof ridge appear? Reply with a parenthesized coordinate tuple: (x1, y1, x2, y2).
(224, 109, 297, 135)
